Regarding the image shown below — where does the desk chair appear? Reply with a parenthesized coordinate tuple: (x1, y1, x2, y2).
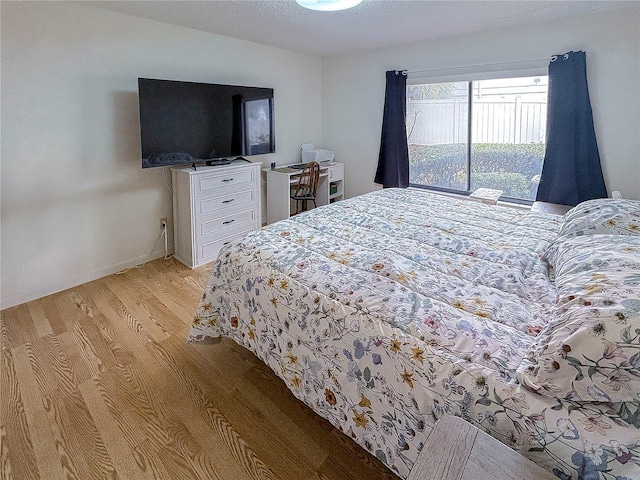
(290, 161, 320, 214)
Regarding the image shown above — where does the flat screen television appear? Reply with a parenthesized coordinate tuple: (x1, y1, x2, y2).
(138, 78, 275, 168)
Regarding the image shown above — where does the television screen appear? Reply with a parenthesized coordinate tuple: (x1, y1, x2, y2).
(138, 78, 275, 168)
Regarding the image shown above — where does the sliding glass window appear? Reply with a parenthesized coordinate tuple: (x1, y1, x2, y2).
(407, 75, 548, 202)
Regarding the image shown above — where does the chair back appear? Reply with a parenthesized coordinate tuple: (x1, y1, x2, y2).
(292, 162, 320, 198)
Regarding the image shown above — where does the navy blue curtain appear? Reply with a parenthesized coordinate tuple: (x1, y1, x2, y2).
(536, 51, 607, 206)
(374, 70, 409, 188)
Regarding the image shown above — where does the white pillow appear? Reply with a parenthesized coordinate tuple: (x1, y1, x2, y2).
(519, 234, 640, 402)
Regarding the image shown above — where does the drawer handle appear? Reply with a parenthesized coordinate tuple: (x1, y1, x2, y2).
(222, 219, 235, 225)
(222, 198, 235, 204)
(221, 178, 234, 183)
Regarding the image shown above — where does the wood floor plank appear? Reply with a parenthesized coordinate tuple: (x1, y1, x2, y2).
(1, 258, 396, 480)
(111, 271, 186, 335)
(102, 275, 171, 342)
(67, 317, 106, 378)
(66, 288, 99, 319)
(100, 364, 170, 448)
(154, 443, 203, 480)
(88, 313, 138, 367)
(136, 293, 185, 335)
(26, 335, 79, 398)
(62, 388, 119, 480)
(170, 348, 317, 479)
(1, 425, 13, 480)
(162, 392, 251, 480)
(3, 417, 40, 480)
(92, 371, 149, 448)
(0, 325, 39, 480)
(131, 438, 172, 479)
(52, 293, 107, 377)
(25, 301, 54, 338)
(57, 332, 92, 385)
(12, 345, 67, 480)
(74, 313, 122, 372)
(122, 361, 212, 473)
(81, 280, 155, 347)
(0, 320, 19, 426)
(1, 305, 38, 349)
(222, 387, 323, 480)
(21, 341, 58, 400)
(132, 263, 201, 323)
(144, 338, 281, 480)
(38, 295, 68, 335)
(132, 340, 252, 480)
(78, 379, 155, 480)
(41, 392, 91, 480)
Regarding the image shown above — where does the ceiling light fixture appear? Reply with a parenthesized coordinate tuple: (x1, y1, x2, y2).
(296, 0, 363, 12)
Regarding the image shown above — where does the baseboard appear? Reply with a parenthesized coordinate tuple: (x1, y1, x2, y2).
(1, 248, 170, 311)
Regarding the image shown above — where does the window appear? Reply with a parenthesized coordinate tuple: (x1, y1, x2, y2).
(407, 75, 548, 202)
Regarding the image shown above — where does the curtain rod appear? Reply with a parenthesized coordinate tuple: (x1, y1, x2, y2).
(407, 57, 551, 76)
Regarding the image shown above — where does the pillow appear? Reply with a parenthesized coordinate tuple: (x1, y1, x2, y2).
(559, 198, 640, 237)
(518, 234, 640, 402)
(544, 198, 640, 267)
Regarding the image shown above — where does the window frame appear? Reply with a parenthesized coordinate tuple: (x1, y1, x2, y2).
(406, 65, 548, 205)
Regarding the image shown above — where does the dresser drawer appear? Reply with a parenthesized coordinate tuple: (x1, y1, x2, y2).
(198, 228, 254, 265)
(328, 163, 344, 181)
(195, 169, 256, 197)
(197, 188, 256, 218)
(198, 208, 256, 237)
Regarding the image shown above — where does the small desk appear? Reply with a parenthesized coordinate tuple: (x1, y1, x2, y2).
(265, 162, 344, 224)
(407, 415, 555, 480)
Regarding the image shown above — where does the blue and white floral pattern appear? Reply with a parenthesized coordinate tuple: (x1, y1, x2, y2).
(545, 198, 640, 267)
(520, 235, 640, 403)
(560, 198, 640, 238)
(188, 189, 640, 480)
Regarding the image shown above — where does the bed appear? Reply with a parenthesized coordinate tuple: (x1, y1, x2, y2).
(188, 188, 640, 480)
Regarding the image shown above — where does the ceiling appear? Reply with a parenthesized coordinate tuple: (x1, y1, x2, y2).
(82, 0, 636, 57)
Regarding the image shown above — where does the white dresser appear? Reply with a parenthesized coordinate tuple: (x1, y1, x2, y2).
(172, 161, 262, 268)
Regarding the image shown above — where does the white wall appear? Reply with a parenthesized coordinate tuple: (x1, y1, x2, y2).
(1, 2, 322, 309)
(322, 7, 640, 200)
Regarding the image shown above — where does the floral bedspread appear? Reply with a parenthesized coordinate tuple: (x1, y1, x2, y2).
(188, 189, 640, 480)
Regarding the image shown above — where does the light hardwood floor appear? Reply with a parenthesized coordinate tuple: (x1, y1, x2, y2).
(1, 258, 396, 480)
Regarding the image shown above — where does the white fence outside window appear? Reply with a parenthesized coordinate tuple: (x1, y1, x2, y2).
(407, 99, 546, 145)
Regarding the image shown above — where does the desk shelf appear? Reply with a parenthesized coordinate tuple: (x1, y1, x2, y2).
(329, 163, 344, 203)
